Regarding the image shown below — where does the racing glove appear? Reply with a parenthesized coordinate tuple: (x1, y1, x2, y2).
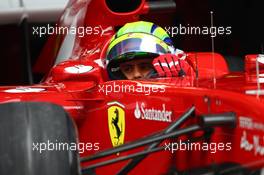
(152, 52, 193, 77)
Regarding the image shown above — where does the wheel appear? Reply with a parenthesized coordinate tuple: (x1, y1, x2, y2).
(0, 102, 80, 175)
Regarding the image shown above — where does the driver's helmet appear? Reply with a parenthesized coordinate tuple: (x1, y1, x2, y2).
(106, 21, 174, 80)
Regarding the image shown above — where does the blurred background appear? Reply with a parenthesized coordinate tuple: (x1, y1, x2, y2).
(0, 0, 263, 85)
(0, 0, 68, 85)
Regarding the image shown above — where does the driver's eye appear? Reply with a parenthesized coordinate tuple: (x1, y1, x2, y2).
(139, 63, 153, 71)
(120, 65, 133, 73)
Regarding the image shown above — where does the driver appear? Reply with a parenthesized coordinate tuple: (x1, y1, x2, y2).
(105, 21, 194, 80)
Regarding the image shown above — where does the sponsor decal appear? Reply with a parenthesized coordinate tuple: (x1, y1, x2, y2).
(107, 101, 125, 147)
(134, 102, 172, 122)
(4, 87, 45, 93)
(65, 65, 93, 74)
(240, 131, 264, 156)
(239, 116, 264, 132)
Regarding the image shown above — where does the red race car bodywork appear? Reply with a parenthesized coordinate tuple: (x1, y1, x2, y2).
(0, 0, 264, 174)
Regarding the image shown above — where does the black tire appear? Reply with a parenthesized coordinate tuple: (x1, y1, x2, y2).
(0, 102, 80, 175)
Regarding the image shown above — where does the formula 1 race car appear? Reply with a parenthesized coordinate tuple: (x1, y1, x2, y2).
(0, 0, 264, 175)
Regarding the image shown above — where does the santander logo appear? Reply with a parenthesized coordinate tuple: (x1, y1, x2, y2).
(134, 102, 172, 122)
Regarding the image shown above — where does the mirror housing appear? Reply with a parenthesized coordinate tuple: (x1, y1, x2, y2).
(46, 60, 104, 84)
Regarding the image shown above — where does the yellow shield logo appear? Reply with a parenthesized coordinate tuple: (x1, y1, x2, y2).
(107, 103, 125, 147)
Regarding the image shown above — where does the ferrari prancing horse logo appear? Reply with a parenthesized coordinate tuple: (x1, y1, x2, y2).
(107, 102, 125, 147)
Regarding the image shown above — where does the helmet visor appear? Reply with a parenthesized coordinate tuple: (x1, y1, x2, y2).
(107, 33, 170, 61)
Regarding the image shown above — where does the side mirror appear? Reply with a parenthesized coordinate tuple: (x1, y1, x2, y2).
(187, 52, 229, 78)
(245, 54, 264, 73)
(245, 54, 264, 83)
(45, 60, 104, 91)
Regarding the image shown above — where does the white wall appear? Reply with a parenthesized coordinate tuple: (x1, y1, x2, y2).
(0, 0, 68, 8)
(0, 0, 69, 24)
